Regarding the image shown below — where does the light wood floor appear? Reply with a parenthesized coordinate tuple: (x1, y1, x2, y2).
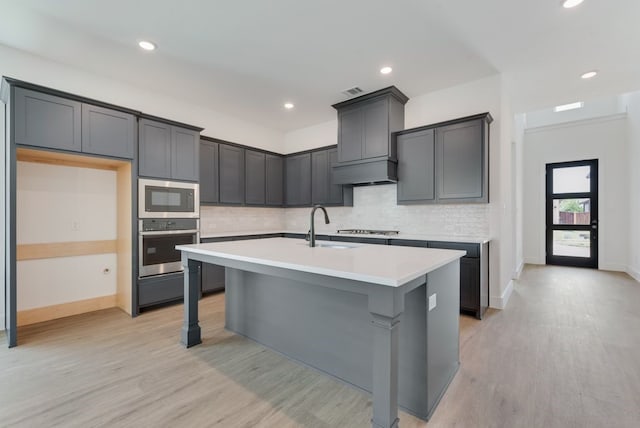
(2, 265, 640, 427)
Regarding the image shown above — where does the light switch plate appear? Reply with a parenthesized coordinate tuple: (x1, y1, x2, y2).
(428, 293, 437, 311)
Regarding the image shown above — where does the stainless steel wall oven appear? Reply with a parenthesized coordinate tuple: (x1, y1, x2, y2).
(138, 218, 199, 277)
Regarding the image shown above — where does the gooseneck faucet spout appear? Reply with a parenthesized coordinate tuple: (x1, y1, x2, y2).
(309, 205, 330, 247)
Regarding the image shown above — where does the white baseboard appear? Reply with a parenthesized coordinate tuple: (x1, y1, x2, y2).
(627, 266, 640, 282)
(598, 263, 627, 272)
(0, 312, 5, 331)
(490, 279, 514, 310)
(523, 257, 544, 265)
(513, 260, 524, 280)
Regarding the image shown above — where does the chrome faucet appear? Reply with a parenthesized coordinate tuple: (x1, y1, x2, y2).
(309, 205, 330, 247)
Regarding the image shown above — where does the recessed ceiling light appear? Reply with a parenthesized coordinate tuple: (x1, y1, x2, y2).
(380, 66, 393, 75)
(562, 0, 584, 8)
(284, 102, 294, 110)
(554, 102, 584, 112)
(138, 40, 156, 51)
(581, 70, 598, 79)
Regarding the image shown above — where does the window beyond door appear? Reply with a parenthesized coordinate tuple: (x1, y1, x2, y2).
(546, 160, 598, 268)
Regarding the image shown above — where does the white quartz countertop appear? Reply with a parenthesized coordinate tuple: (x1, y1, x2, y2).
(177, 237, 465, 287)
(199, 230, 491, 244)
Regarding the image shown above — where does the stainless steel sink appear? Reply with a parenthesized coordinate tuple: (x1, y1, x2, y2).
(300, 240, 360, 249)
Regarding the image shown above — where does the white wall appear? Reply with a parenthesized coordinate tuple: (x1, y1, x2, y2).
(16, 162, 118, 310)
(281, 75, 517, 309)
(522, 117, 629, 271)
(525, 96, 626, 129)
(623, 92, 640, 280)
(1, 102, 5, 329)
(0, 43, 284, 152)
(513, 114, 526, 277)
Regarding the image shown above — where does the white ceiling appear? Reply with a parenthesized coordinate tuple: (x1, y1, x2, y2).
(1, 0, 639, 132)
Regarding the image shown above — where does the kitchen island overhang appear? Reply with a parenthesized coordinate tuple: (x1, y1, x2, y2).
(177, 238, 464, 428)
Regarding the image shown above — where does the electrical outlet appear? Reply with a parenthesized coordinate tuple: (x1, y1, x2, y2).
(428, 293, 437, 311)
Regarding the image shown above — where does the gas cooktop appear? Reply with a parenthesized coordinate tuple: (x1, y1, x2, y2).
(336, 229, 399, 236)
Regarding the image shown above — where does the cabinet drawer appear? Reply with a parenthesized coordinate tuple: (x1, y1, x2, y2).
(138, 273, 183, 307)
(330, 236, 388, 245)
(389, 239, 428, 248)
(201, 237, 235, 243)
(428, 241, 479, 258)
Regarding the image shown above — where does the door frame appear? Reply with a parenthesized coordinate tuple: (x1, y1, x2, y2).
(545, 159, 598, 268)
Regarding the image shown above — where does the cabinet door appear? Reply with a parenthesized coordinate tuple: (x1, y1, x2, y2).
(397, 129, 435, 203)
(338, 108, 363, 162)
(219, 144, 245, 204)
(363, 98, 389, 159)
(199, 140, 219, 203)
(245, 150, 266, 205)
(327, 148, 344, 205)
(460, 258, 480, 312)
(436, 120, 484, 201)
(82, 104, 135, 159)
(265, 154, 284, 206)
(171, 127, 199, 181)
(285, 153, 311, 206)
(14, 87, 81, 152)
(311, 150, 329, 204)
(139, 119, 172, 179)
(201, 264, 225, 293)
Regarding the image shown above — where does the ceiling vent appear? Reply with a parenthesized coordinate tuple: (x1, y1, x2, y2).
(341, 86, 364, 97)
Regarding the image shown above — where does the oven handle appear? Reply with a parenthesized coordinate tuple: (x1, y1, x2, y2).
(139, 229, 199, 236)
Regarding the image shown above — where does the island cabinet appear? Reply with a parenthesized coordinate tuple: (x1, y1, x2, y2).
(199, 140, 219, 203)
(245, 149, 266, 205)
(14, 87, 135, 159)
(265, 154, 284, 206)
(219, 144, 245, 204)
(396, 113, 492, 204)
(285, 152, 312, 206)
(139, 118, 199, 181)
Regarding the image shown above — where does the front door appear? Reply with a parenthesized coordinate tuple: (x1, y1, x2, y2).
(546, 159, 598, 268)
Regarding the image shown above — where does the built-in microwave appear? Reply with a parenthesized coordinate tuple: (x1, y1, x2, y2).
(138, 178, 200, 219)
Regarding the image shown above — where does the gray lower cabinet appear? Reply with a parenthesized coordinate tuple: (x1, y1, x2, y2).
(219, 144, 245, 204)
(245, 150, 266, 205)
(138, 272, 184, 308)
(82, 104, 135, 159)
(139, 118, 199, 181)
(285, 153, 311, 206)
(396, 113, 491, 205)
(14, 87, 82, 152)
(199, 140, 219, 203)
(265, 154, 284, 206)
(397, 129, 435, 203)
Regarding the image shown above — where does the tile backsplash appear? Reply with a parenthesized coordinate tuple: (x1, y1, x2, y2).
(200, 184, 490, 237)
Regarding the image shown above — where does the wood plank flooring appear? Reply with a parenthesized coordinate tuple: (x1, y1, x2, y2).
(1, 265, 640, 427)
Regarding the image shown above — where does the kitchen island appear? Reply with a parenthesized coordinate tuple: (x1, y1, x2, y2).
(177, 238, 464, 428)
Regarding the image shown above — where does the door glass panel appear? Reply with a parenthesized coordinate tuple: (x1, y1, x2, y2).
(552, 166, 591, 193)
(552, 230, 591, 258)
(552, 198, 591, 225)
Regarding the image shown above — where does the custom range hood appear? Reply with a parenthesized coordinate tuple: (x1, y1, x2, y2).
(331, 86, 409, 185)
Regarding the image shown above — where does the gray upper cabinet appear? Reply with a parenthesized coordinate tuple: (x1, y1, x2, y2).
(199, 140, 219, 204)
(245, 150, 266, 205)
(82, 104, 135, 159)
(219, 144, 245, 204)
(397, 129, 435, 203)
(285, 153, 311, 206)
(311, 150, 329, 204)
(436, 119, 487, 202)
(362, 98, 390, 159)
(139, 119, 172, 179)
(14, 87, 81, 152)
(327, 149, 350, 205)
(171, 127, 199, 181)
(337, 108, 363, 162)
(397, 113, 491, 205)
(265, 154, 284, 206)
(139, 118, 200, 181)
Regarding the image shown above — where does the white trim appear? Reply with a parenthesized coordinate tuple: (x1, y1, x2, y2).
(627, 266, 640, 283)
(0, 312, 5, 331)
(598, 263, 627, 272)
(490, 280, 514, 310)
(523, 257, 544, 265)
(513, 259, 524, 280)
(524, 113, 627, 134)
